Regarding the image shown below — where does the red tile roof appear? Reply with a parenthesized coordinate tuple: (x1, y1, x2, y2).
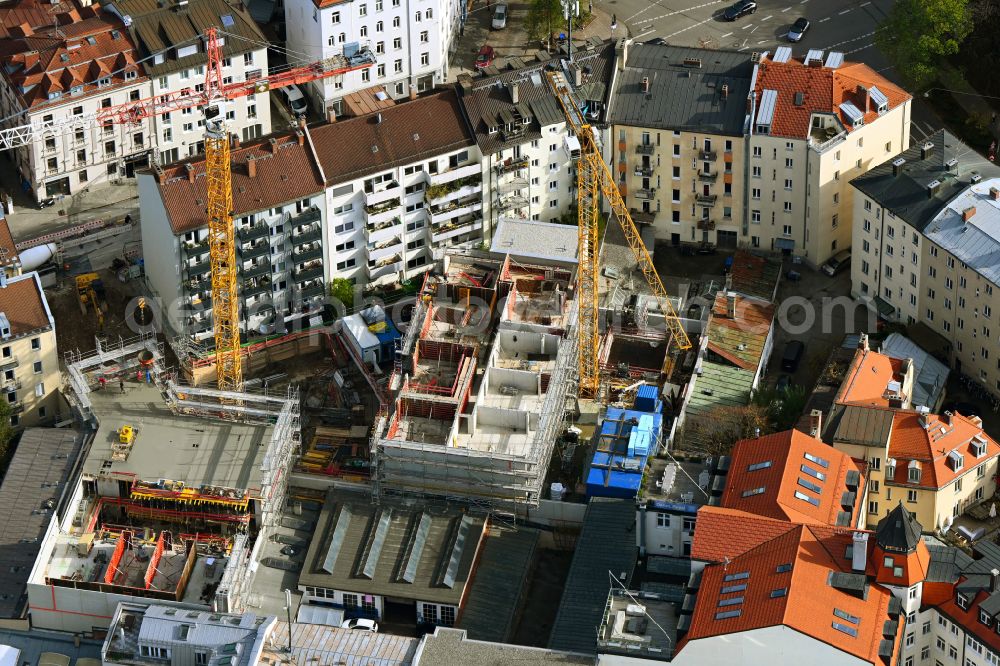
(0, 7, 145, 110)
(155, 130, 326, 235)
(720, 428, 865, 526)
(0, 219, 19, 269)
(0, 273, 52, 336)
(690, 506, 799, 564)
(885, 411, 999, 490)
(683, 523, 901, 665)
(835, 346, 907, 408)
(754, 56, 910, 140)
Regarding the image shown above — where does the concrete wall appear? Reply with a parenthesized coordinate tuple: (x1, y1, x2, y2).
(137, 172, 183, 332)
(674, 624, 871, 666)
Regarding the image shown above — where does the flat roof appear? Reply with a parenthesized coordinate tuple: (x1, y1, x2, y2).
(418, 628, 593, 665)
(609, 43, 754, 135)
(268, 621, 418, 666)
(0, 630, 101, 665)
(83, 382, 271, 493)
(491, 219, 579, 264)
(298, 492, 486, 606)
(0, 428, 82, 619)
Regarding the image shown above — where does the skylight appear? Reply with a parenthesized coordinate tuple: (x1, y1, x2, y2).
(804, 452, 830, 469)
(721, 584, 747, 594)
(770, 588, 788, 598)
(832, 622, 859, 637)
(221, 13, 235, 26)
(723, 571, 750, 582)
(798, 477, 822, 494)
(775, 563, 792, 573)
(715, 610, 742, 620)
(718, 597, 744, 607)
(741, 487, 766, 498)
(747, 461, 772, 472)
(834, 608, 861, 625)
(794, 490, 820, 507)
(801, 464, 826, 482)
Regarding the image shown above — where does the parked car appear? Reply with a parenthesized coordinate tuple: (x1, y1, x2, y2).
(492, 4, 507, 29)
(645, 37, 668, 45)
(821, 250, 852, 276)
(723, 0, 757, 20)
(787, 17, 810, 41)
(282, 85, 308, 116)
(342, 618, 378, 632)
(785, 269, 802, 282)
(781, 340, 805, 372)
(475, 45, 496, 69)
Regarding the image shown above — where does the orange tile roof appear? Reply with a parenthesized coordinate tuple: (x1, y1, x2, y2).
(886, 411, 999, 490)
(0, 273, 52, 336)
(871, 539, 931, 588)
(938, 588, 1000, 656)
(835, 347, 906, 407)
(683, 523, 901, 665)
(690, 506, 798, 564)
(720, 429, 865, 526)
(705, 293, 775, 371)
(0, 219, 19, 269)
(754, 55, 910, 140)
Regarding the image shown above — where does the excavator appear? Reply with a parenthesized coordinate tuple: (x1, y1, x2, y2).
(76, 272, 107, 330)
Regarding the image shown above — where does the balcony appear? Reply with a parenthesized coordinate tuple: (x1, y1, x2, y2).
(181, 237, 209, 255)
(431, 162, 481, 186)
(237, 223, 269, 243)
(364, 198, 401, 225)
(430, 196, 483, 223)
(497, 195, 528, 212)
(240, 240, 270, 260)
(634, 166, 654, 177)
(292, 243, 323, 263)
(188, 291, 212, 308)
(293, 262, 324, 282)
(634, 188, 656, 201)
(498, 177, 528, 195)
(365, 180, 402, 207)
(241, 260, 272, 281)
(243, 277, 271, 296)
(184, 258, 210, 277)
(365, 217, 403, 243)
(696, 220, 716, 231)
(369, 255, 403, 281)
(299, 280, 327, 299)
(292, 223, 322, 244)
(0, 379, 21, 393)
(290, 206, 322, 226)
(426, 176, 482, 205)
(494, 156, 529, 175)
(699, 150, 717, 161)
(432, 217, 483, 243)
(636, 144, 655, 155)
(698, 170, 718, 182)
(695, 193, 718, 206)
(189, 316, 212, 334)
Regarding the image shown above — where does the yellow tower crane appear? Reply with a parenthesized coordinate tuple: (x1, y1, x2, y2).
(545, 70, 692, 398)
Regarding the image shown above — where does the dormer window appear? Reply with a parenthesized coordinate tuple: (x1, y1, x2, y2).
(886, 458, 896, 479)
(488, 125, 498, 135)
(883, 556, 893, 568)
(97, 77, 110, 88)
(957, 593, 970, 610)
(982, 609, 993, 627)
(908, 460, 922, 484)
(948, 450, 965, 471)
(973, 435, 988, 458)
(125, 70, 137, 81)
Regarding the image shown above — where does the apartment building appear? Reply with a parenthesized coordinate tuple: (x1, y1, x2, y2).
(607, 42, 754, 247)
(110, 0, 272, 165)
(0, 3, 152, 201)
(139, 89, 479, 345)
(458, 41, 614, 235)
(747, 47, 910, 265)
(0, 272, 60, 427)
(284, 0, 461, 114)
(850, 130, 997, 324)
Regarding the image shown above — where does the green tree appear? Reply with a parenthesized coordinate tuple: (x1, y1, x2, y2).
(875, 0, 973, 87)
(526, 0, 563, 45)
(751, 384, 808, 432)
(0, 401, 15, 467)
(329, 278, 355, 310)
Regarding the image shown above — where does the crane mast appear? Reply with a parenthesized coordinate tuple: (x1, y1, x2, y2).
(546, 70, 692, 398)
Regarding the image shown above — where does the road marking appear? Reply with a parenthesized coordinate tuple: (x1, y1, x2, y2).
(721, 31, 733, 37)
(664, 14, 720, 37)
(838, 8, 850, 14)
(758, 39, 768, 43)
(823, 31, 876, 49)
(760, 14, 772, 20)
(781, 6, 791, 10)
(859, 1, 870, 5)
(817, 16, 830, 21)
(633, 0, 724, 25)
(844, 42, 877, 55)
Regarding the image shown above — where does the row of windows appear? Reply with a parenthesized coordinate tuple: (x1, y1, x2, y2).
(324, 6, 434, 24)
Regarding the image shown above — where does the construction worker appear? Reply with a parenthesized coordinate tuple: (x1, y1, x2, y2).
(120, 380, 125, 394)
(98, 376, 107, 390)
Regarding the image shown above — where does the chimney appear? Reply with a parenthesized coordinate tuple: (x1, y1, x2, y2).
(943, 410, 953, 426)
(231, 134, 240, 150)
(185, 162, 195, 183)
(298, 116, 307, 130)
(246, 155, 256, 178)
(891, 157, 905, 177)
(809, 409, 822, 439)
(963, 206, 976, 222)
(721, 83, 729, 100)
(574, 66, 582, 87)
(991, 569, 1000, 594)
(641, 77, 650, 94)
(726, 291, 738, 319)
(269, 137, 279, 154)
(851, 532, 868, 572)
(858, 332, 869, 352)
(296, 130, 304, 146)
(510, 82, 519, 104)
(615, 37, 628, 72)
(920, 141, 934, 160)
(927, 179, 941, 198)
(376, 112, 383, 124)
(991, 187, 1000, 201)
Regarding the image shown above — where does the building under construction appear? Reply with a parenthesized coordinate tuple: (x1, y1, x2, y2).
(30, 334, 299, 633)
(367, 248, 578, 516)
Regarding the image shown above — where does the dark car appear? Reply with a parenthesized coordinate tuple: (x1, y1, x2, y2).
(645, 37, 668, 45)
(788, 17, 809, 41)
(475, 45, 496, 69)
(781, 340, 805, 372)
(723, 0, 757, 20)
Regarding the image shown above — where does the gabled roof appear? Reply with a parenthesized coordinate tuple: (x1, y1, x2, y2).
(831, 404, 895, 448)
(683, 522, 901, 666)
(885, 411, 999, 490)
(690, 506, 799, 564)
(720, 429, 864, 526)
(705, 292, 774, 371)
(728, 250, 782, 301)
(0, 272, 53, 336)
(834, 346, 906, 408)
(752, 54, 910, 140)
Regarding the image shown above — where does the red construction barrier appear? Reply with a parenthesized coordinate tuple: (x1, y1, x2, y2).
(104, 530, 131, 585)
(144, 531, 167, 589)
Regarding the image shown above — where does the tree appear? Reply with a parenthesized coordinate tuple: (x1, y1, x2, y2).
(329, 278, 355, 310)
(875, 0, 973, 87)
(526, 0, 563, 45)
(751, 384, 808, 432)
(678, 403, 770, 456)
(0, 401, 15, 469)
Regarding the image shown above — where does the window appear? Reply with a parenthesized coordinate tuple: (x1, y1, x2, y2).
(393, 16, 400, 27)
(330, 10, 340, 23)
(342, 593, 359, 607)
(783, 202, 792, 213)
(785, 158, 793, 168)
(244, 52, 254, 66)
(360, 3, 367, 14)
(376, 20, 384, 31)
(868, 500, 878, 515)
(420, 30, 429, 43)
(394, 59, 403, 73)
(33, 361, 42, 374)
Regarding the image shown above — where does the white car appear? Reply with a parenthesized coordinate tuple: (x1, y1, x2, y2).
(283, 85, 308, 116)
(341, 618, 378, 633)
(492, 4, 507, 29)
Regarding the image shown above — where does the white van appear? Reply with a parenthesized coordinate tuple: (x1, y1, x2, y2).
(283, 85, 308, 116)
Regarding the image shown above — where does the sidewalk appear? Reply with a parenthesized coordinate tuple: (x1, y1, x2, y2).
(4, 180, 138, 244)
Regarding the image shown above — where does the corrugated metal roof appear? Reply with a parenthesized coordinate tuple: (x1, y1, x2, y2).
(924, 176, 1000, 285)
(548, 498, 636, 654)
(772, 46, 792, 63)
(756, 89, 778, 127)
(823, 51, 845, 69)
(269, 621, 418, 666)
(831, 404, 894, 447)
(609, 43, 754, 134)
